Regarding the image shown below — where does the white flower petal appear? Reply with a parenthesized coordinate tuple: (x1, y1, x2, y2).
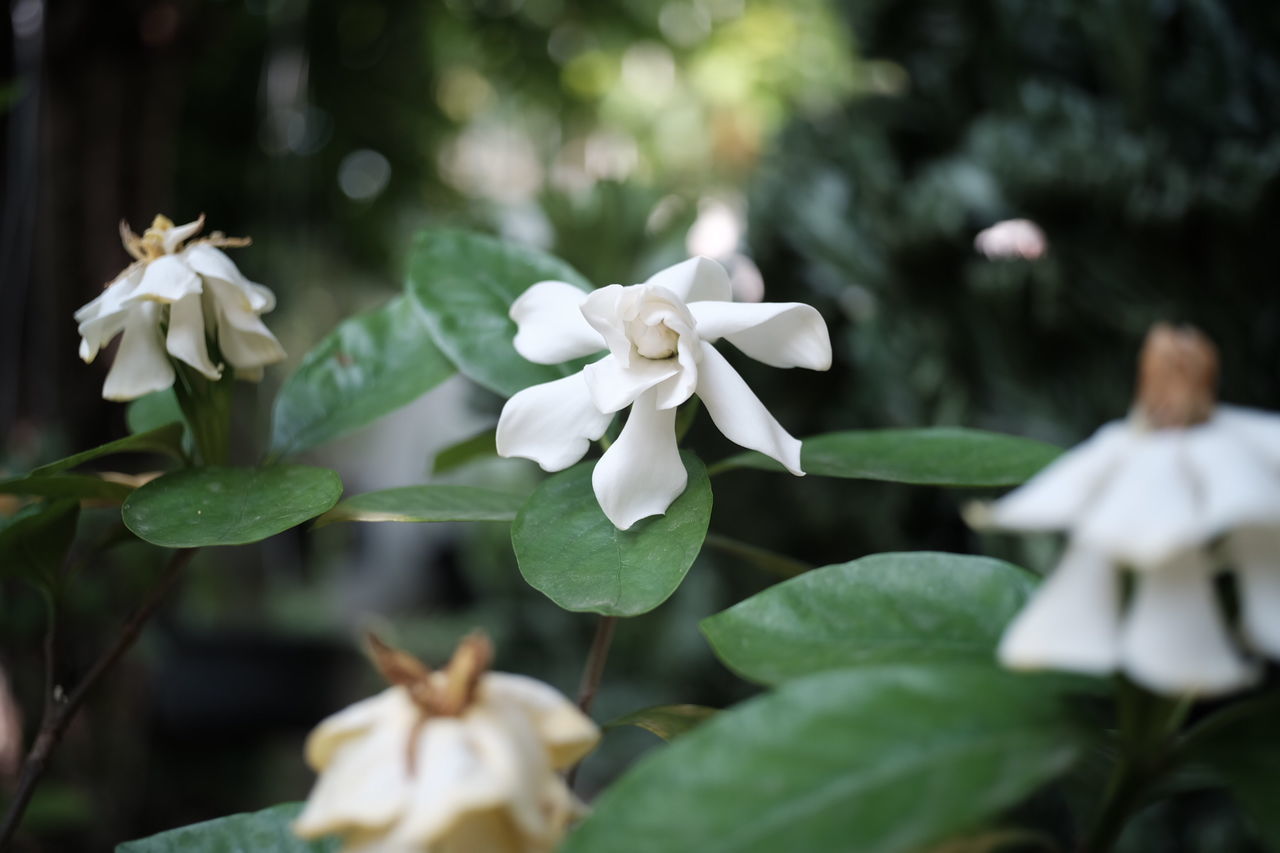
(582, 353, 680, 414)
(1217, 404, 1280, 469)
(128, 255, 202, 303)
(182, 244, 276, 311)
(687, 301, 832, 370)
(1184, 422, 1280, 535)
(496, 372, 611, 471)
(77, 268, 145, 362)
(580, 284, 638, 365)
(161, 216, 205, 253)
(101, 302, 175, 401)
(1225, 527, 1280, 659)
(1074, 431, 1202, 567)
(206, 278, 286, 368)
(510, 281, 602, 364)
(1120, 550, 1257, 697)
(997, 546, 1120, 675)
(986, 421, 1133, 531)
(643, 256, 731, 303)
(592, 390, 686, 530)
(695, 342, 802, 475)
(166, 292, 222, 379)
(482, 673, 600, 770)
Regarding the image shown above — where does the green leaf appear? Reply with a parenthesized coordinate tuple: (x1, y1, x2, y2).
(270, 295, 455, 457)
(606, 704, 718, 741)
(0, 474, 134, 504)
(718, 428, 1062, 487)
(29, 424, 185, 477)
(511, 452, 712, 617)
(0, 500, 79, 585)
(122, 466, 343, 547)
(562, 663, 1091, 853)
(116, 802, 337, 852)
(701, 552, 1039, 686)
(1182, 696, 1280, 847)
(315, 484, 526, 526)
(430, 428, 497, 475)
(126, 389, 186, 435)
(405, 229, 594, 397)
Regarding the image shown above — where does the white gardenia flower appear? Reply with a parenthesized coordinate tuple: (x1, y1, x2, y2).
(496, 256, 832, 530)
(75, 214, 285, 401)
(976, 324, 1280, 697)
(295, 634, 600, 853)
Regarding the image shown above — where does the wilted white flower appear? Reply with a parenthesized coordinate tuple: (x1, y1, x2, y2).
(975, 324, 1280, 696)
(973, 218, 1047, 260)
(75, 214, 285, 401)
(496, 257, 832, 530)
(295, 634, 600, 853)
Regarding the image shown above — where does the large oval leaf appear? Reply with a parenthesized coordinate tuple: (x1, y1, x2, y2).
(718, 428, 1061, 487)
(270, 295, 455, 457)
(122, 466, 343, 547)
(1182, 696, 1280, 847)
(701, 552, 1038, 686)
(511, 452, 712, 617)
(405, 229, 594, 398)
(116, 802, 335, 852)
(316, 484, 526, 526)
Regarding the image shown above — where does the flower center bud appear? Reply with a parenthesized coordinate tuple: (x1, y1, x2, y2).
(140, 214, 175, 260)
(1134, 322, 1218, 429)
(630, 320, 679, 360)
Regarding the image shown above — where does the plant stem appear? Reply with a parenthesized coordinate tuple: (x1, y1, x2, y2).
(0, 548, 196, 849)
(173, 365, 232, 466)
(703, 533, 812, 578)
(567, 615, 618, 791)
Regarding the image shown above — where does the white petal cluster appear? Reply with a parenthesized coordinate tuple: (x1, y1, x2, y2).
(984, 405, 1280, 696)
(75, 215, 285, 401)
(294, 672, 599, 853)
(496, 257, 832, 530)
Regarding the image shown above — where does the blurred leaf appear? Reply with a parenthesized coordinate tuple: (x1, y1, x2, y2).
(511, 452, 712, 617)
(607, 704, 718, 741)
(562, 663, 1091, 853)
(701, 552, 1039, 686)
(0, 474, 134, 504)
(316, 484, 526, 526)
(126, 389, 186, 435)
(116, 802, 336, 852)
(271, 295, 455, 457)
(430, 427, 497, 475)
(122, 466, 343, 547)
(0, 500, 79, 586)
(29, 424, 185, 476)
(717, 428, 1062, 487)
(405, 229, 594, 398)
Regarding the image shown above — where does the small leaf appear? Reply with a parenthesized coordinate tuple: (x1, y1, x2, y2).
(270, 295, 455, 457)
(430, 428, 497, 475)
(316, 484, 526, 526)
(562, 663, 1092, 853)
(701, 552, 1038, 686)
(0, 474, 134, 504)
(126, 389, 186, 435)
(116, 802, 337, 852)
(0, 499, 79, 585)
(29, 424, 185, 477)
(511, 452, 712, 617)
(405, 229, 594, 397)
(606, 704, 718, 741)
(122, 466, 343, 547)
(718, 428, 1062, 487)
(1181, 696, 1280, 848)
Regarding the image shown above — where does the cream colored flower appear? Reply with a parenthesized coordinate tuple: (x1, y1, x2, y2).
(294, 634, 599, 853)
(75, 214, 285, 401)
(975, 324, 1280, 697)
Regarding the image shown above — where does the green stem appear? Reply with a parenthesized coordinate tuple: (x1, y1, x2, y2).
(703, 533, 811, 578)
(172, 364, 232, 466)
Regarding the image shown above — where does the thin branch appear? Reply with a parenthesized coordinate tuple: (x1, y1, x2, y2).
(568, 615, 618, 791)
(703, 533, 811, 578)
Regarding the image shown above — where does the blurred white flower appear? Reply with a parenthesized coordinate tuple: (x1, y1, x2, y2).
(975, 324, 1280, 696)
(75, 215, 285, 401)
(496, 257, 831, 529)
(974, 218, 1047, 260)
(295, 634, 599, 853)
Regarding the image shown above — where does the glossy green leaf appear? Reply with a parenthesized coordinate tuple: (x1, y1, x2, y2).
(718, 428, 1062, 487)
(0, 474, 134, 503)
(316, 484, 526, 526)
(511, 452, 712, 617)
(702, 552, 1038, 686)
(563, 663, 1090, 853)
(0, 500, 79, 585)
(405, 229, 594, 397)
(1182, 696, 1280, 848)
(122, 466, 343, 547)
(607, 704, 718, 741)
(270, 295, 455, 457)
(29, 423, 185, 477)
(430, 428, 497, 475)
(116, 802, 336, 853)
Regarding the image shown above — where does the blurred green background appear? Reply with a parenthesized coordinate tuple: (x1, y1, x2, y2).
(1, 0, 1278, 849)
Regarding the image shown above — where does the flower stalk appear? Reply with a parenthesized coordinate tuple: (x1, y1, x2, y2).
(172, 362, 233, 467)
